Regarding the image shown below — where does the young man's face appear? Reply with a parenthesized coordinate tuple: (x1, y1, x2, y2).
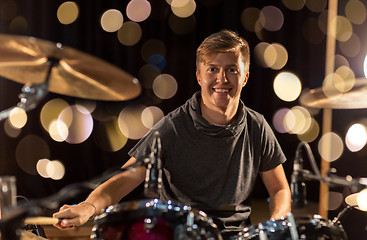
(196, 50, 249, 111)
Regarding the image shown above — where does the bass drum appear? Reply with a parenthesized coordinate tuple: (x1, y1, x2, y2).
(233, 215, 347, 240)
(90, 199, 222, 240)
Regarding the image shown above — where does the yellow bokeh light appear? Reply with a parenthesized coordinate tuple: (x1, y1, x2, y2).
(273, 72, 302, 102)
(9, 16, 27, 33)
(297, 118, 320, 143)
(345, 0, 366, 25)
(49, 120, 69, 142)
(345, 123, 367, 152)
(357, 189, 367, 211)
(94, 117, 128, 152)
(9, 107, 27, 129)
(334, 66, 355, 92)
(254, 42, 270, 68)
(40, 98, 70, 132)
(118, 104, 149, 140)
(118, 21, 142, 46)
(126, 0, 151, 22)
(171, 0, 196, 18)
(318, 132, 344, 162)
(101, 9, 124, 32)
(37, 159, 51, 178)
(331, 15, 353, 42)
(46, 160, 65, 180)
(287, 106, 312, 135)
(153, 74, 178, 99)
(282, 0, 305, 11)
(141, 106, 164, 128)
(305, 0, 327, 12)
(322, 73, 343, 99)
(57, 1, 79, 25)
(240, 7, 260, 32)
(269, 43, 288, 70)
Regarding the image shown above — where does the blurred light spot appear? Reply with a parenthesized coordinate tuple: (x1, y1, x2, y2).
(141, 39, 166, 62)
(322, 73, 344, 99)
(302, 17, 325, 44)
(287, 106, 312, 134)
(318, 132, 344, 162)
(148, 54, 167, 71)
(153, 74, 178, 99)
(346, 123, 367, 152)
(138, 64, 161, 89)
(141, 106, 164, 128)
(94, 117, 128, 152)
(272, 108, 292, 133)
(75, 99, 96, 114)
(57, 1, 79, 25)
(16, 135, 50, 175)
(171, 0, 196, 18)
(168, 13, 196, 35)
(126, 0, 151, 22)
(59, 105, 93, 144)
(334, 66, 355, 92)
(305, 0, 327, 12)
(259, 6, 284, 31)
(335, 54, 350, 69)
(345, 0, 366, 25)
(101, 9, 124, 32)
(283, 110, 296, 134)
(317, 10, 328, 35)
(37, 159, 50, 178)
(46, 160, 65, 180)
(297, 118, 320, 143)
(0, 0, 17, 21)
(9, 16, 27, 33)
(269, 43, 288, 70)
(357, 189, 367, 211)
(167, 0, 190, 7)
(327, 191, 343, 211)
(338, 32, 361, 58)
(240, 7, 260, 32)
(118, 104, 149, 140)
(117, 21, 142, 46)
(273, 72, 302, 102)
(4, 118, 21, 138)
(9, 107, 27, 129)
(48, 120, 68, 142)
(40, 98, 70, 132)
(282, 0, 305, 11)
(331, 16, 353, 42)
(364, 54, 367, 78)
(254, 42, 270, 68)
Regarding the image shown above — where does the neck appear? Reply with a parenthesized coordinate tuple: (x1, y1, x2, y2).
(200, 100, 238, 125)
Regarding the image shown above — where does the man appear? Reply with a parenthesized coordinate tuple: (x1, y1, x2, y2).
(53, 30, 291, 238)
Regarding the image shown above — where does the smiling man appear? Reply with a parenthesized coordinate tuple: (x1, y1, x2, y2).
(53, 30, 291, 239)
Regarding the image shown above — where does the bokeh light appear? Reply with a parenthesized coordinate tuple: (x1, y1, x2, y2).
(269, 43, 288, 70)
(4, 118, 22, 138)
(318, 132, 344, 162)
(126, 0, 151, 22)
(345, 0, 366, 25)
(117, 21, 142, 46)
(327, 191, 343, 211)
(48, 120, 68, 142)
(75, 99, 96, 114)
(16, 135, 50, 175)
(118, 104, 149, 140)
(101, 9, 124, 32)
(259, 6, 284, 32)
(171, 0, 196, 18)
(141, 106, 164, 128)
(272, 108, 292, 133)
(273, 72, 302, 102)
(297, 118, 320, 143)
(40, 98, 70, 132)
(334, 66, 355, 92)
(357, 189, 367, 211)
(9, 107, 27, 129)
(305, 0, 327, 12)
(335, 54, 350, 69)
(9, 16, 27, 33)
(282, 0, 305, 11)
(152, 74, 178, 99)
(59, 105, 94, 144)
(94, 117, 128, 152)
(138, 64, 161, 89)
(338, 32, 361, 58)
(331, 16, 353, 42)
(46, 160, 65, 180)
(345, 123, 367, 152)
(57, 1, 79, 25)
(286, 106, 312, 134)
(240, 7, 260, 32)
(36, 159, 51, 178)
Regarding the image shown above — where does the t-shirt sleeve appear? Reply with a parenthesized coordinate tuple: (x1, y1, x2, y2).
(259, 116, 287, 172)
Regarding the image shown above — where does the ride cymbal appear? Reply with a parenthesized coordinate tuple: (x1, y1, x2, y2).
(345, 192, 366, 211)
(299, 78, 367, 109)
(0, 34, 141, 101)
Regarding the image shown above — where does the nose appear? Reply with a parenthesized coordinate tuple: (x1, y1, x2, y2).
(217, 69, 228, 84)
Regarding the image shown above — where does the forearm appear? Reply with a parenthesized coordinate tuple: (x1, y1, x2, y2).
(269, 187, 291, 220)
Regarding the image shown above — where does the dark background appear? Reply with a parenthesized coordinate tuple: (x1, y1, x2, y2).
(0, 0, 367, 239)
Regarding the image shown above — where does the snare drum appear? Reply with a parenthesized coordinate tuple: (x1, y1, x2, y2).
(90, 199, 222, 240)
(233, 215, 347, 240)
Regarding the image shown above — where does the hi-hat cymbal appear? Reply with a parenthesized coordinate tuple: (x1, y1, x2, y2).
(0, 34, 141, 101)
(345, 192, 366, 211)
(299, 78, 367, 109)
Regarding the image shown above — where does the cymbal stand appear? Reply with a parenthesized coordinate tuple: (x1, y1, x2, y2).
(0, 57, 59, 121)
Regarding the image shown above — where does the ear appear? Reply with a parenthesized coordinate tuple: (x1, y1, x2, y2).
(242, 72, 249, 87)
(196, 71, 202, 86)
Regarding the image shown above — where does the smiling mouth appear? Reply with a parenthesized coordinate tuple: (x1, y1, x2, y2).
(213, 88, 231, 93)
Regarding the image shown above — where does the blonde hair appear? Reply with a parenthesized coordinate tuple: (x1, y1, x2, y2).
(196, 30, 250, 72)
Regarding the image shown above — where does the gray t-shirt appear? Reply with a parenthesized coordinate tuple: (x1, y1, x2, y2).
(129, 91, 286, 235)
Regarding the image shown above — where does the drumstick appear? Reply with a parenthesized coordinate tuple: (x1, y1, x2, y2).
(24, 217, 61, 225)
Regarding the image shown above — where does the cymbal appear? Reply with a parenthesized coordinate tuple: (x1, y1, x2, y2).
(0, 34, 141, 101)
(299, 78, 367, 109)
(345, 192, 366, 211)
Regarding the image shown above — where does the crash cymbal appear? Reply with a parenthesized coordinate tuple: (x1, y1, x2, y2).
(0, 34, 141, 101)
(299, 78, 367, 109)
(345, 192, 366, 211)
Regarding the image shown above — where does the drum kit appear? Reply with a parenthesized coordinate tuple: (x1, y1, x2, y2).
(0, 34, 367, 240)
